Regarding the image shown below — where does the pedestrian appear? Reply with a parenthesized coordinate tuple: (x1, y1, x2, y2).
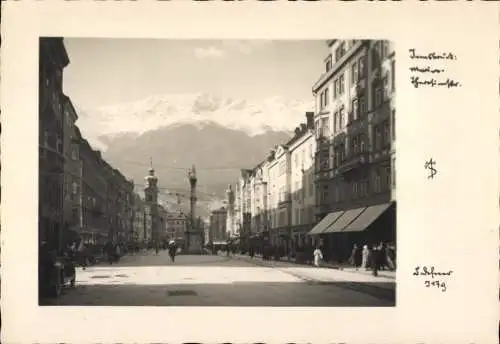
(115, 244, 121, 263)
(361, 245, 370, 270)
(155, 242, 160, 256)
(313, 245, 323, 267)
(168, 241, 177, 263)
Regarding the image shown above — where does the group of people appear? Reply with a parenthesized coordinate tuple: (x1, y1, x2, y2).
(348, 242, 396, 273)
(310, 242, 397, 276)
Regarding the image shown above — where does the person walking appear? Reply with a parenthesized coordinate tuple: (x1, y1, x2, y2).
(361, 245, 370, 270)
(313, 246, 323, 267)
(168, 241, 177, 263)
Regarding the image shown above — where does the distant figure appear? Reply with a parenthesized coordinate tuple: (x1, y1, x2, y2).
(155, 242, 160, 255)
(349, 244, 362, 270)
(313, 246, 323, 267)
(361, 245, 370, 270)
(168, 241, 177, 263)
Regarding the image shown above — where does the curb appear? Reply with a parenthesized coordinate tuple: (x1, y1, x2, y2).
(232, 255, 395, 292)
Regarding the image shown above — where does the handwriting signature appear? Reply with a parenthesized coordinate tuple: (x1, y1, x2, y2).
(410, 77, 460, 89)
(413, 266, 453, 292)
(409, 49, 456, 61)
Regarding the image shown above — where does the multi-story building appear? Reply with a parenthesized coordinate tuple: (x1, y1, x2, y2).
(235, 169, 252, 242)
(249, 160, 269, 236)
(225, 184, 236, 238)
(266, 143, 291, 252)
(79, 141, 108, 243)
(166, 211, 187, 243)
(132, 194, 146, 242)
(158, 204, 168, 241)
(39, 37, 70, 251)
(288, 113, 316, 250)
(209, 207, 228, 243)
(308, 39, 396, 262)
(62, 96, 82, 238)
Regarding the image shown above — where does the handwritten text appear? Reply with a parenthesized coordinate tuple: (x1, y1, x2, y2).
(408, 49, 461, 89)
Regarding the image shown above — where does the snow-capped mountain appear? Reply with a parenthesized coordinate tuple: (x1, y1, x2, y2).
(77, 93, 314, 150)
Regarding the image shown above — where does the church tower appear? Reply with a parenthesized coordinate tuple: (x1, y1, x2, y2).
(144, 159, 159, 243)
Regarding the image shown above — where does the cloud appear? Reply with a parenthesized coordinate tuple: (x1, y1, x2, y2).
(194, 46, 226, 59)
(221, 40, 272, 55)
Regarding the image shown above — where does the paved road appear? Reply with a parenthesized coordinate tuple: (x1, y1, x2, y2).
(43, 252, 395, 307)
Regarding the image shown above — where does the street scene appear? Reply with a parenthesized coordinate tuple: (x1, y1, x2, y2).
(43, 251, 395, 307)
(39, 38, 396, 307)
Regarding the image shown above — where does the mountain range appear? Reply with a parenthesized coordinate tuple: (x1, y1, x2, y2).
(75, 93, 314, 217)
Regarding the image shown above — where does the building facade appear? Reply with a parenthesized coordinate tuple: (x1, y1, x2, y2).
(266, 144, 291, 251)
(61, 96, 80, 234)
(288, 113, 316, 250)
(209, 207, 228, 243)
(225, 184, 236, 239)
(132, 194, 146, 242)
(79, 140, 108, 244)
(309, 39, 396, 262)
(234, 169, 252, 240)
(166, 211, 187, 243)
(39, 37, 70, 251)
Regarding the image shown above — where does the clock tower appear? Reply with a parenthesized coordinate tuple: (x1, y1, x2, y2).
(144, 159, 159, 243)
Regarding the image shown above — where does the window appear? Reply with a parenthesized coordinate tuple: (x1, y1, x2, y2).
(375, 126, 382, 151)
(320, 92, 324, 109)
(352, 99, 358, 121)
(383, 76, 389, 100)
(358, 56, 366, 78)
(43, 130, 49, 147)
(371, 42, 380, 70)
(358, 95, 366, 118)
(333, 112, 338, 132)
(384, 121, 390, 147)
(71, 147, 78, 160)
(339, 107, 345, 129)
(381, 41, 388, 59)
(326, 56, 332, 72)
(374, 171, 381, 193)
(391, 109, 396, 140)
(352, 135, 359, 154)
(385, 166, 391, 190)
(391, 59, 396, 91)
(339, 74, 345, 95)
(334, 79, 338, 98)
(324, 87, 329, 107)
(321, 117, 329, 137)
(351, 62, 358, 83)
(373, 83, 383, 108)
(391, 158, 396, 188)
(72, 181, 78, 195)
(360, 135, 366, 152)
(56, 138, 63, 154)
(352, 182, 358, 199)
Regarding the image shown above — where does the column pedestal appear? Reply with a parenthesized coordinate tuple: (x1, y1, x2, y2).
(185, 231, 203, 254)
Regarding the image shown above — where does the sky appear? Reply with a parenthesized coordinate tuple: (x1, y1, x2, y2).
(62, 39, 329, 112)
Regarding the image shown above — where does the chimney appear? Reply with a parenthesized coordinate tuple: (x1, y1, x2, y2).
(294, 127, 301, 136)
(306, 112, 314, 129)
(300, 123, 307, 132)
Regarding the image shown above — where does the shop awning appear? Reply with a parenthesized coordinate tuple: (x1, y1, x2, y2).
(323, 207, 365, 233)
(343, 203, 392, 232)
(307, 211, 344, 235)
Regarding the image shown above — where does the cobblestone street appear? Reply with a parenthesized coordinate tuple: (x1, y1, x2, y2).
(43, 252, 395, 307)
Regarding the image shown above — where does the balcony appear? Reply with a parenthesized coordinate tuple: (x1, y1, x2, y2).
(335, 152, 369, 175)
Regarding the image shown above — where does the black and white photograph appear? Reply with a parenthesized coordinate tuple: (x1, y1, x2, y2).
(38, 38, 396, 307)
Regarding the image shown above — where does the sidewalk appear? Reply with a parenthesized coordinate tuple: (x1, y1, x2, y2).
(233, 254, 396, 285)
